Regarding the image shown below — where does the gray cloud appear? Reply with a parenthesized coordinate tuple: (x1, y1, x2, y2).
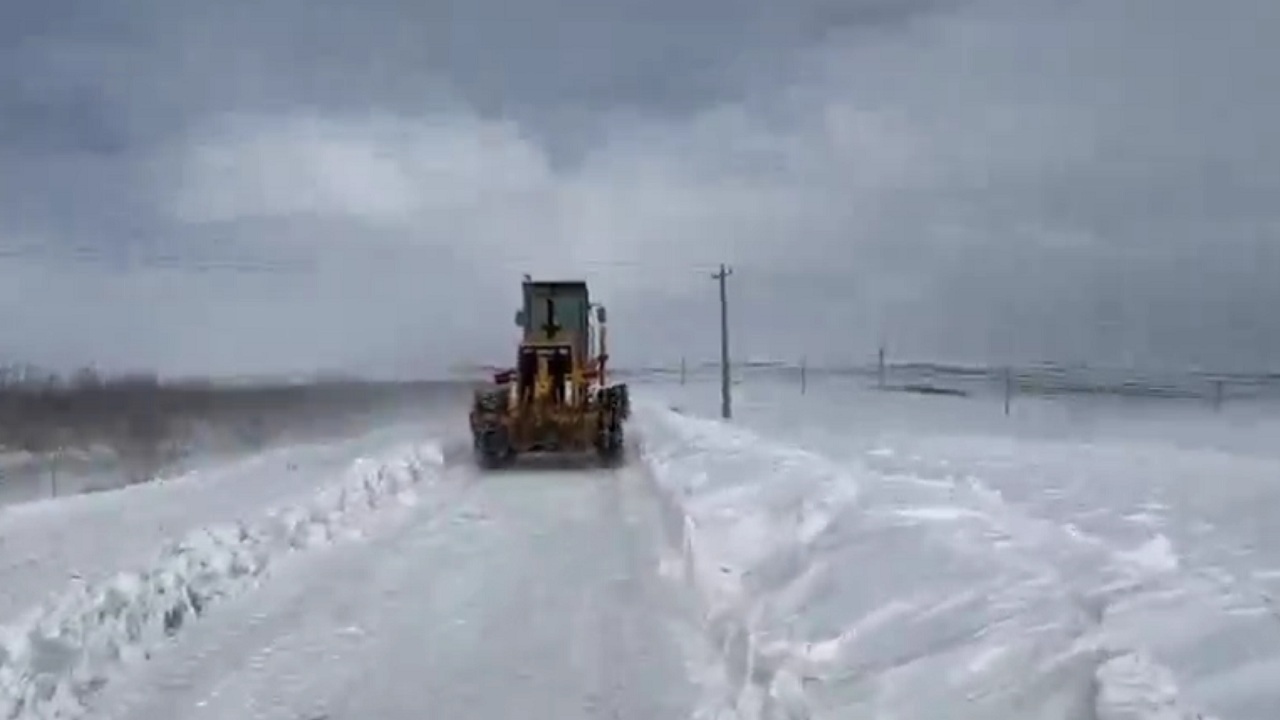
(1, 0, 1277, 377)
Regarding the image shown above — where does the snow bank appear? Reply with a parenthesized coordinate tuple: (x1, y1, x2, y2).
(0, 422, 435, 625)
(0, 441, 444, 720)
(638, 406, 864, 720)
(637, 403, 1222, 720)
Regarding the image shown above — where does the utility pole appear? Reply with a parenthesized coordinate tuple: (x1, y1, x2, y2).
(680, 356, 686, 385)
(800, 355, 807, 395)
(712, 264, 733, 419)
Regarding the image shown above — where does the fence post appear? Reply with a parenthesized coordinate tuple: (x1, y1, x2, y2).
(48, 450, 59, 497)
(1003, 367, 1013, 415)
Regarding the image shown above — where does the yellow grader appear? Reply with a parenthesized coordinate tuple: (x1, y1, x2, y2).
(468, 278, 630, 468)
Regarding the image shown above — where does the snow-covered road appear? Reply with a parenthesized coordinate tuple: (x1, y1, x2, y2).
(85, 452, 699, 720)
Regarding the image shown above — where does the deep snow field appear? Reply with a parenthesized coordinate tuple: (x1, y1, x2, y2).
(1, 376, 1279, 720)
(638, 375, 1280, 719)
(0, 412, 464, 719)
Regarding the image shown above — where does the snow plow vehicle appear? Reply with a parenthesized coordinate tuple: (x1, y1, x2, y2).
(468, 278, 630, 468)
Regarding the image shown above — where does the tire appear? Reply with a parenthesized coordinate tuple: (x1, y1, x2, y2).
(476, 427, 512, 469)
(595, 413, 624, 466)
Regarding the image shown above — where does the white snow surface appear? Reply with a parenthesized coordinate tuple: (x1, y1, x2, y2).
(0, 421, 445, 624)
(0, 431, 446, 719)
(84, 450, 698, 720)
(635, 387, 1280, 720)
(4, 377, 1280, 720)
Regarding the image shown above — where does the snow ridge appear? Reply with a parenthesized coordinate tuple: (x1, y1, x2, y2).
(0, 441, 444, 720)
(637, 403, 1217, 720)
(639, 404, 860, 720)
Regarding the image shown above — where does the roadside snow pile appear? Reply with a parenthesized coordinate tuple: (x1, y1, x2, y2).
(637, 404, 862, 720)
(636, 403, 1221, 720)
(0, 441, 443, 720)
(0, 422, 433, 625)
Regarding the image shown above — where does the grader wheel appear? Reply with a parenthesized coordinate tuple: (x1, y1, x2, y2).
(595, 405, 625, 466)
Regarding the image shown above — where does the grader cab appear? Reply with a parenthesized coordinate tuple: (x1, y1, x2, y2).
(468, 278, 630, 468)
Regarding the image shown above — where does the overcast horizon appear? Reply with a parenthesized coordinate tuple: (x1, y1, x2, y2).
(2, 0, 1277, 378)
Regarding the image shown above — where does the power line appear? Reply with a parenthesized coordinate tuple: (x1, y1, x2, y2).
(0, 242, 314, 275)
(0, 242, 749, 276)
(0, 239, 812, 291)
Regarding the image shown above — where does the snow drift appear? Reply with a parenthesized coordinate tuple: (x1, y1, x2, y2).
(0, 422, 435, 626)
(637, 402, 1225, 720)
(0, 440, 444, 720)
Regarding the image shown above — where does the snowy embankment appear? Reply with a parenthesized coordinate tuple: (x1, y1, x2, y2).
(637, 402, 1239, 720)
(0, 422, 438, 623)
(0, 438, 444, 720)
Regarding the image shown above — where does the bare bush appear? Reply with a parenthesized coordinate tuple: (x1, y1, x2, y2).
(0, 364, 474, 495)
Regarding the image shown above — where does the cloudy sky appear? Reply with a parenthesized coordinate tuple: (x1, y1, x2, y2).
(1, 0, 1276, 377)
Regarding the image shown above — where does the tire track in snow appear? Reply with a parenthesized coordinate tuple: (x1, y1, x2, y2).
(88, 460, 482, 720)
